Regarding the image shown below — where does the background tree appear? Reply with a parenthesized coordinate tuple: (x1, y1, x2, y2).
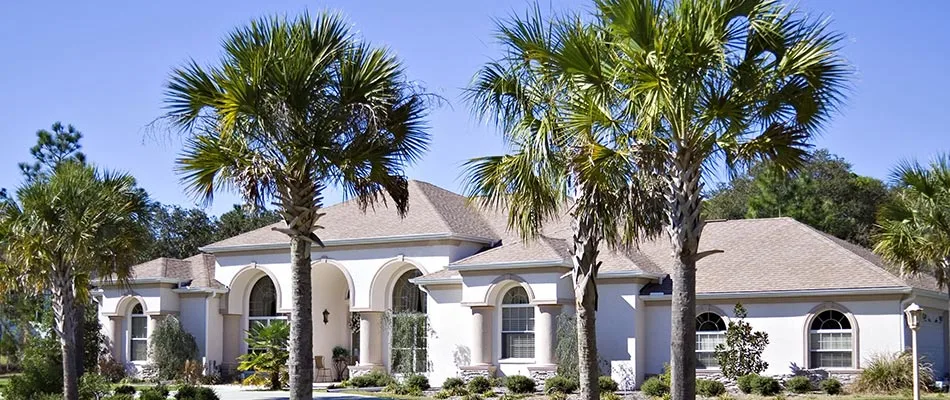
(142, 203, 216, 260)
(0, 162, 150, 400)
(238, 320, 290, 390)
(705, 150, 889, 246)
(593, 1, 849, 398)
(874, 154, 950, 289)
(464, 8, 664, 399)
(714, 304, 769, 379)
(163, 12, 430, 399)
(216, 205, 281, 239)
(18, 122, 86, 182)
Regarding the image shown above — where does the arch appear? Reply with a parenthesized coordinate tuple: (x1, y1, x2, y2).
(392, 269, 426, 313)
(368, 257, 428, 311)
(695, 310, 727, 369)
(804, 302, 859, 369)
(484, 274, 536, 306)
(499, 285, 535, 359)
(127, 299, 148, 362)
(227, 264, 283, 315)
(113, 295, 148, 316)
(312, 258, 356, 308)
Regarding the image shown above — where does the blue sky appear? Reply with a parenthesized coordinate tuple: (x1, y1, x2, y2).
(1, 1, 947, 215)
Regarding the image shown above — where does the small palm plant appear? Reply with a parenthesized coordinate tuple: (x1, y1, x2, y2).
(238, 320, 290, 391)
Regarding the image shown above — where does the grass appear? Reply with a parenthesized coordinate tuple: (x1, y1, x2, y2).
(342, 389, 428, 400)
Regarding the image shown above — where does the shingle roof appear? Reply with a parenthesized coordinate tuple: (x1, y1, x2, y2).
(126, 254, 223, 289)
(202, 180, 500, 250)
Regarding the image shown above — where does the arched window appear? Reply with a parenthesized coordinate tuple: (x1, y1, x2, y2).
(695, 312, 727, 369)
(129, 303, 148, 362)
(391, 270, 427, 373)
(501, 286, 534, 359)
(249, 276, 282, 329)
(809, 310, 854, 368)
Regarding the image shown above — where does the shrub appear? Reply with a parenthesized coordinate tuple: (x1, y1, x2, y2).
(482, 389, 497, 398)
(505, 375, 536, 394)
(384, 382, 422, 396)
(175, 384, 199, 399)
(469, 376, 492, 393)
(736, 374, 757, 394)
(406, 374, 430, 391)
(150, 315, 199, 381)
(180, 359, 204, 385)
(105, 395, 136, 400)
(1, 335, 64, 399)
(695, 379, 725, 397)
(79, 373, 113, 400)
(853, 351, 933, 394)
(600, 392, 621, 400)
(139, 386, 169, 400)
(114, 385, 137, 395)
(434, 390, 451, 399)
(349, 370, 393, 387)
(750, 375, 780, 396)
(640, 377, 669, 397)
(99, 357, 127, 383)
(544, 376, 577, 394)
(443, 377, 465, 390)
(462, 393, 483, 400)
(237, 320, 289, 390)
(598, 376, 619, 393)
(548, 392, 566, 400)
(498, 394, 522, 400)
(820, 378, 843, 395)
(785, 376, 813, 393)
(715, 303, 769, 379)
(194, 387, 220, 400)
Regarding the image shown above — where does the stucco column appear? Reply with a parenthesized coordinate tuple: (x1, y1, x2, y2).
(470, 306, 494, 365)
(359, 311, 384, 366)
(109, 316, 124, 361)
(535, 304, 561, 366)
(146, 314, 162, 361)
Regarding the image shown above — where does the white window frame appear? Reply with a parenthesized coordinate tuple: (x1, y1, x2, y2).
(695, 312, 726, 370)
(246, 276, 284, 353)
(128, 304, 148, 363)
(500, 287, 534, 361)
(808, 310, 855, 369)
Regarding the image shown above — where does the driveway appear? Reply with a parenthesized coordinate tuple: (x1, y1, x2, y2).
(208, 385, 382, 400)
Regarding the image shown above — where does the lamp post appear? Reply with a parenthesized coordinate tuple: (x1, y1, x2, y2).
(905, 303, 924, 400)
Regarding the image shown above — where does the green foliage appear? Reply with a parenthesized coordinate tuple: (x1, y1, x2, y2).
(482, 389, 497, 398)
(174, 384, 219, 400)
(237, 320, 289, 390)
(17, 121, 87, 182)
(820, 378, 843, 395)
(750, 375, 780, 396)
(1, 335, 64, 399)
(79, 373, 113, 400)
(714, 304, 769, 379)
(349, 370, 393, 388)
(785, 376, 813, 393)
(736, 374, 757, 394)
(99, 357, 127, 383)
(383, 382, 423, 396)
(434, 390, 451, 399)
(148, 315, 199, 381)
(113, 385, 137, 395)
(598, 376, 618, 393)
(553, 313, 578, 380)
(695, 379, 725, 397)
(547, 392, 566, 400)
(461, 393, 483, 400)
(640, 377, 669, 397)
(405, 374, 430, 391)
(599, 391, 621, 400)
(104, 394, 136, 400)
(468, 376, 492, 394)
(82, 304, 107, 374)
(390, 312, 429, 374)
(142, 203, 280, 262)
(504, 375, 536, 394)
(544, 376, 577, 394)
(140, 384, 170, 399)
(853, 351, 933, 394)
(442, 377, 465, 390)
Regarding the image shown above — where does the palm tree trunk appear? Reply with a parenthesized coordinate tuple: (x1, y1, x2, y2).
(666, 149, 703, 400)
(289, 236, 314, 399)
(572, 217, 601, 400)
(51, 274, 80, 400)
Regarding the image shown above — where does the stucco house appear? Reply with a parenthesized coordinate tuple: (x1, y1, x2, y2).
(94, 180, 950, 389)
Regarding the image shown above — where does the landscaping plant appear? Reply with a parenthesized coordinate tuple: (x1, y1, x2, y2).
(237, 320, 290, 390)
(149, 315, 200, 381)
(598, 376, 618, 393)
(853, 351, 933, 394)
(695, 379, 725, 397)
(785, 376, 813, 393)
(505, 375, 536, 394)
(468, 376, 492, 394)
(714, 304, 769, 379)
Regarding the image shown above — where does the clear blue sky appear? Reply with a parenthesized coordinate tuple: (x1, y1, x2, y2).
(1, 1, 947, 215)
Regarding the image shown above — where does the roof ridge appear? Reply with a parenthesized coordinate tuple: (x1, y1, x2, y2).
(409, 180, 456, 234)
(784, 218, 908, 287)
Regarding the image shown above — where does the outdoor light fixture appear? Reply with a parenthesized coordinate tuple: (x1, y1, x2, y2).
(905, 303, 924, 400)
(323, 309, 330, 325)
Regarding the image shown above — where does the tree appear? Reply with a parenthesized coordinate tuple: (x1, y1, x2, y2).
(216, 205, 281, 239)
(0, 162, 150, 400)
(18, 122, 86, 182)
(590, 1, 849, 398)
(162, 12, 430, 399)
(714, 304, 769, 379)
(705, 150, 889, 246)
(238, 320, 290, 390)
(142, 203, 216, 260)
(464, 8, 664, 400)
(147, 315, 199, 381)
(874, 154, 950, 289)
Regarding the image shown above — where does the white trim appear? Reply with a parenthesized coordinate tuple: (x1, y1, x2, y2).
(172, 287, 228, 294)
(410, 276, 462, 285)
(97, 277, 182, 286)
(128, 304, 148, 363)
(200, 233, 497, 253)
(449, 260, 569, 271)
(642, 287, 911, 301)
(598, 271, 665, 279)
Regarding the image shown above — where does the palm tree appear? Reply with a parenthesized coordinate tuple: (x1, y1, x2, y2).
(464, 8, 665, 400)
(239, 320, 290, 390)
(874, 154, 950, 290)
(163, 12, 430, 399)
(593, 1, 849, 397)
(0, 161, 150, 400)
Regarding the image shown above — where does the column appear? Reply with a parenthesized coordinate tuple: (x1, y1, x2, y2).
(147, 314, 162, 361)
(535, 304, 561, 366)
(359, 311, 384, 366)
(470, 306, 493, 365)
(109, 316, 124, 362)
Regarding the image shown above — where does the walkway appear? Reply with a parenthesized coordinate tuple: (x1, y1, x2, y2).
(208, 385, 381, 400)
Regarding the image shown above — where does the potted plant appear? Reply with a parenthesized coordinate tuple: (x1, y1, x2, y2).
(332, 346, 350, 381)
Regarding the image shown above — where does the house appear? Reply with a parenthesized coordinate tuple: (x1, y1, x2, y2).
(94, 180, 950, 388)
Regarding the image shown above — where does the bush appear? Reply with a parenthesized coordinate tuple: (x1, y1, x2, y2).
(469, 376, 492, 394)
(544, 376, 577, 394)
(150, 315, 199, 381)
(736, 374, 757, 394)
(434, 390, 451, 399)
(598, 376, 619, 393)
(349, 370, 393, 387)
(821, 378, 843, 395)
(853, 351, 933, 394)
(640, 377, 669, 397)
(785, 376, 813, 393)
(114, 385, 137, 395)
(443, 377, 465, 390)
(406, 374, 430, 391)
(462, 393, 483, 400)
(505, 375, 536, 394)
(696, 379, 725, 397)
(1, 335, 64, 400)
(750, 375, 780, 396)
(548, 392, 566, 400)
(105, 395, 136, 400)
(176, 384, 199, 399)
(384, 382, 423, 396)
(99, 357, 127, 383)
(139, 386, 169, 400)
(79, 373, 113, 400)
(600, 392, 621, 400)
(180, 359, 204, 385)
(482, 389, 497, 398)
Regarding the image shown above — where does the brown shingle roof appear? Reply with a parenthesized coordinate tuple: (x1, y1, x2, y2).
(127, 254, 223, 289)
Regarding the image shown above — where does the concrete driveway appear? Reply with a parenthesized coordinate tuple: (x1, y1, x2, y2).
(207, 385, 382, 400)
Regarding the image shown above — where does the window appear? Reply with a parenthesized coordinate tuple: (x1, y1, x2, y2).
(391, 270, 427, 373)
(809, 310, 853, 368)
(501, 286, 534, 359)
(248, 276, 283, 353)
(129, 303, 148, 362)
(696, 312, 727, 369)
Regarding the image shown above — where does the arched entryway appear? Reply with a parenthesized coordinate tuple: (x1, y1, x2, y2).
(390, 269, 427, 373)
(312, 261, 354, 379)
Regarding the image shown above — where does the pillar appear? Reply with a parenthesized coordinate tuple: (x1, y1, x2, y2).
(471, 306, 493, 365)
(109, 316, 124, 362)
(359, 311, 384, 366)
(535, 304, 561, 366)
(147, 314, 162, 361)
